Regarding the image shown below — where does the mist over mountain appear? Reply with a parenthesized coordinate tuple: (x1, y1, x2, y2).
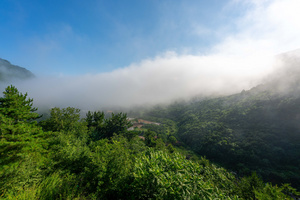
(2, 50, 300, 193)
(1, 49, 300, 112)
(2, 0, 300, 198)
(262, 49, 300, 95)
(0, 58, 35, 83)
(135, 50, 300, 189)
(3, 52, 276, 110)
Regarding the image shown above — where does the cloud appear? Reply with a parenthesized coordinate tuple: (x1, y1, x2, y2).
(217, 0, 300, 55)
(3, 0, 300, 110)
(13, 52, 276, 110)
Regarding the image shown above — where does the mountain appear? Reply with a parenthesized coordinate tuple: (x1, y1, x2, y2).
(0, 58, 35, 82)
(139, 50, 300, 189)
(1, 51, 300, 198)
(1, 85, 298, 199)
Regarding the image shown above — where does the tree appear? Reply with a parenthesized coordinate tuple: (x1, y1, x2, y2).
(40, 107, 85, 133)
(169, 135, 177, 145)
(102, 112, 132, 139)
(86, 111, 105, 129)
(0, 86, 47, 196)
(86, 111, 105, 141)
(144, 130, 157, 147)
(0, 85, 39, 123)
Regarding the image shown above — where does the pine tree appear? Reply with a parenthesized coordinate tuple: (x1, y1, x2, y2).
(0, 86, 46, 196)
(0, 85, 39, 123)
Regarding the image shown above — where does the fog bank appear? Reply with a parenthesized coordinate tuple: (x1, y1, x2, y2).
(1, 0, 300, 110)
(2, 52, 279, 110)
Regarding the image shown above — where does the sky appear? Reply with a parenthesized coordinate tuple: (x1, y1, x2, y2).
(1, 0, 235, 75)
(1, 0, 300, 109)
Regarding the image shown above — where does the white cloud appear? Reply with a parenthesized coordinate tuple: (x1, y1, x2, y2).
(6, 0, 300, 110)
(219, 0, 300, 55)
(14, 52, 276, 109)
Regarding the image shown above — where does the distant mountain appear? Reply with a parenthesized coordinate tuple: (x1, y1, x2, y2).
(0, 58, 35, 82)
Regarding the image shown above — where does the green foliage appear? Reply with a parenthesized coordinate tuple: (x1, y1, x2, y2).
(143, 117, 178, 136)
(235, 172, 264, 199)
(1, 86, 298, 199)
(86, 111, 105, 141)
(169, 135, 177, 145)
(4, 172, 84, 200)
(143, 86, 300, 190)
(130, 150, 238, 199)
(92, 136, 133, 198)
(86, 110, 105, 129)
(40, 107, 86, 134)
(167, 143, 175, 153)
(86, 111, 133, 141)
(0, 86, 49, 198)
(254, 183, 299, 200)
(102, 112, 132, 138)
(144, 130, 157, 147)
(0, 85, 39, 123)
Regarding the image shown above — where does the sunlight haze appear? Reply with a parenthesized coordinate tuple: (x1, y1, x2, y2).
(1, 0, 300, 108)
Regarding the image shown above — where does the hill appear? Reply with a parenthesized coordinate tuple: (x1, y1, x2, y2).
(1, 85, 299, 199)
(0, 58, 34, 82)
(140, 51, 300, 190)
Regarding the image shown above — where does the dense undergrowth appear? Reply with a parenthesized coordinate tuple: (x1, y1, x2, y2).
(1, 85, 299, 199)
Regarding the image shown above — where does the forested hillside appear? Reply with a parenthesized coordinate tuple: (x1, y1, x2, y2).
(141, 57, 300, 191)
(0, 58, 34, 82)
(1, 85, 299, 199)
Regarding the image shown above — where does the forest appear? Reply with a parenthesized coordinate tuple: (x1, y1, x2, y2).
(1, 85, 300, 199)
(139, 77, 300, 191)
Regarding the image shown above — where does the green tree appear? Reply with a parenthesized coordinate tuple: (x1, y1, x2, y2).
(86, 111, 105, 141)
(144, 130, 157, 147)
(86, 111, 105, 129)
(40, 107, 86, 133)
(102, 112, 132, 139)
(169, 135, 177, 145)
(0, 86, 48, 197)
(0, 85, 39, 123)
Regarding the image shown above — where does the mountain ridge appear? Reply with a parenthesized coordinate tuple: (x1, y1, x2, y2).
(135, 51, 300, 189)
(0, 58, 35, 82)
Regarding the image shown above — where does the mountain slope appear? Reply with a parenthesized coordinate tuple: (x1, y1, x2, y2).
(142, 51, 300, 189)
(0, 58, 34, 82)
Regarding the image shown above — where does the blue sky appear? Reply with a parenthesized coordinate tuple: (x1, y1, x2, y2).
(1, 0, 300, 108)
(1, 0, 246, 75)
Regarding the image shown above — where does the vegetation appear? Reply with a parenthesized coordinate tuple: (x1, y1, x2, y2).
(1, 85, 299, 199)
(142, 83, 300, 191)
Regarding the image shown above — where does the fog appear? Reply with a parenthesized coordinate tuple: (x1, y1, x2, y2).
(1, 0, 300, 111)
(262, 50, 300, 96)
(2, 53, 280, 110)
